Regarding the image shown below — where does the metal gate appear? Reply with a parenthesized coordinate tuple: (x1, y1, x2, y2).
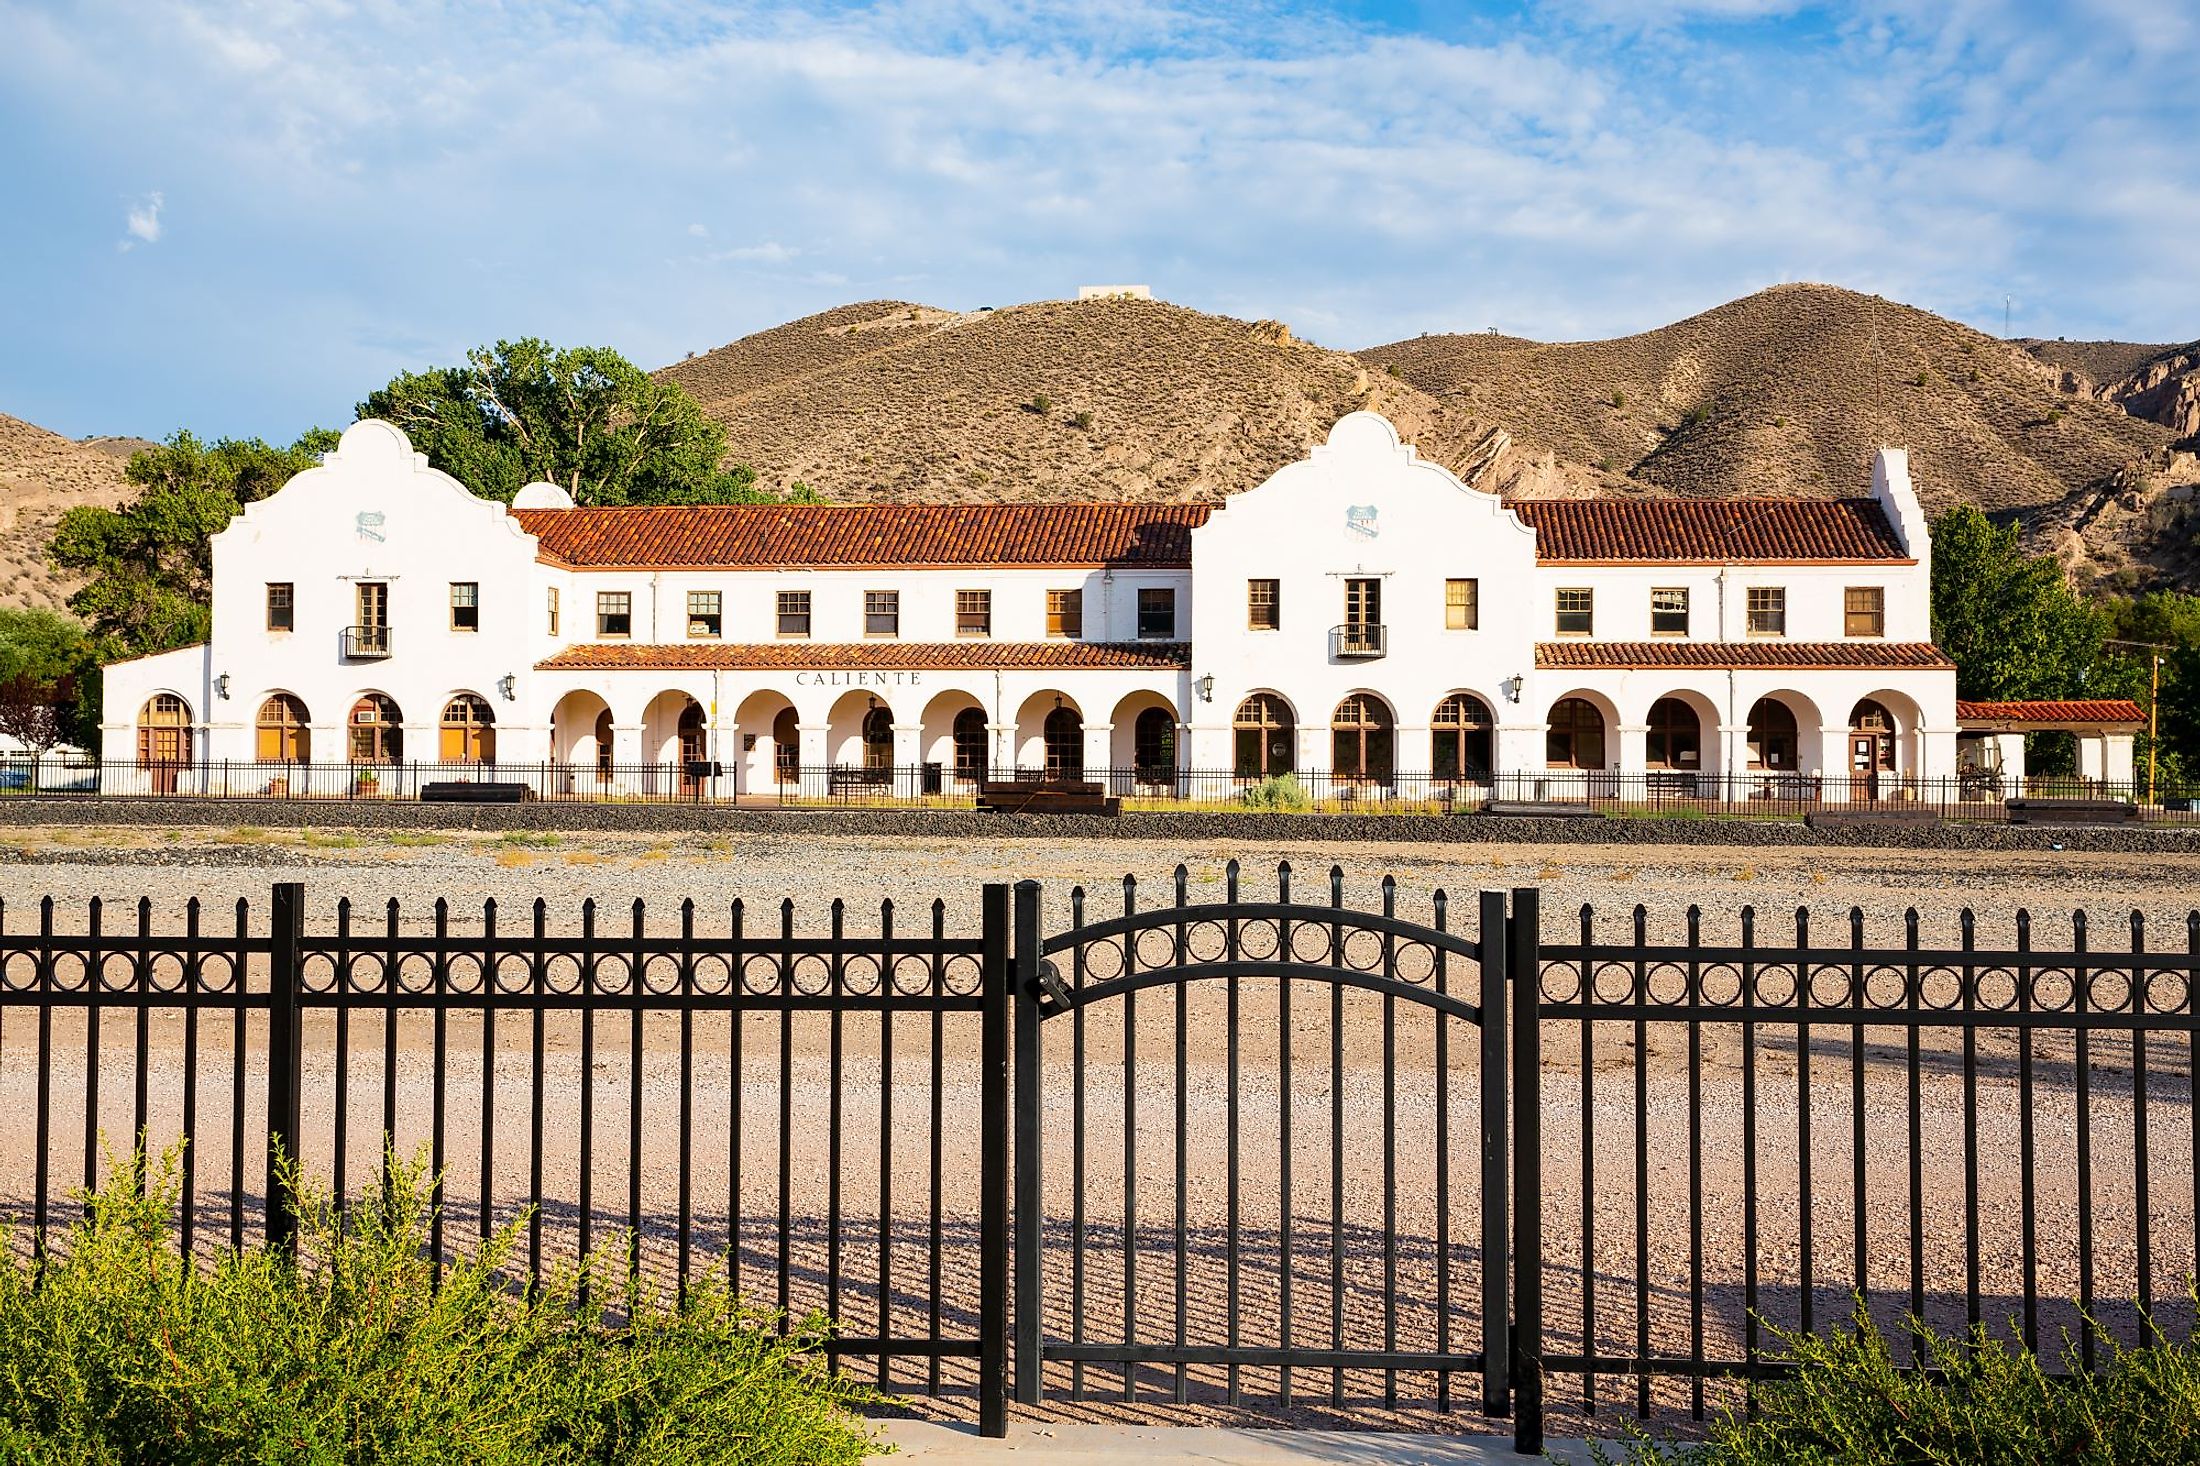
(1011, 862, 1516, 1418)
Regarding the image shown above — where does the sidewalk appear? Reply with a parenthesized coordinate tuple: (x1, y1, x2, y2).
(867, 1421, 1618, 1464)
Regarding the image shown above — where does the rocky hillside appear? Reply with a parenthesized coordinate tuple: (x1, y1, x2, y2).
(0, 414, 133, 613)
(2019, 336, 2200, 440)
(659, 298, 1492, 503)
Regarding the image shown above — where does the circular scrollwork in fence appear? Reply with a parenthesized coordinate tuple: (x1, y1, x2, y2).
(2084, 967, 2133, 1015)
(1072, 935, 1126, 983)
(1971, 966, 2019, 1012)
(1917, 966, 1966, 1011)
(2028, 967, 2077, 1014)
(1806, 964, 1854, 1007)
(1749, 964, 1799, 1009)
(1862, 964, 1911, 1010)
(1536, 962, 1583, 1005)
(1698, 962, 1744, 1008)
(2143, 969, 2192, 1018)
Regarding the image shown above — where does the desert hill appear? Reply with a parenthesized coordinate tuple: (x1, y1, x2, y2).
(2018, 336, 2200, 441)
(658, 298, 1489, 504)
(0, 414, 131, 613)
(1362, 284, 2174, 512)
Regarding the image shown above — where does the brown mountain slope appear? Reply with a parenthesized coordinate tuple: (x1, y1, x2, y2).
(660, 298, 1484, 503)
(2019, 337, 2200, 441)
(0, 414, 130, 613)
(1361, 283, 2175, 516)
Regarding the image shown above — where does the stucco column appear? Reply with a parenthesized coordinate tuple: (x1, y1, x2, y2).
(1717, 723, 1750, 798)
(1494, 723, 1544, 789)
(1296, 724, 1326, 789)
(1817, 724, 1852, 802)
(892, 722, 924, 799)
(1081, 723, 1113, 787)
(1992, 732, 2027, 794)
(1187, 722, 1230, 785)
(1394, 724, 1429, 800)
(988, 722, 1016, 780)
(1915, 722, 1957, 788)
(2104, 733, 2136, 788)
(2077, 733, 2106, 784)
(1615, 724, 1648, 781)
(714, 722, 740, 797)
(797, 723, 830, 798)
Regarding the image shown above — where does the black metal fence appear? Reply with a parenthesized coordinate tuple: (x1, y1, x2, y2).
(3, 869, 2196, 1451)
(9, 755, 2198, 823)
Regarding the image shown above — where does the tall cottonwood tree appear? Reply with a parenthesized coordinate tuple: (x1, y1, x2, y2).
(358, 340, 788, 506)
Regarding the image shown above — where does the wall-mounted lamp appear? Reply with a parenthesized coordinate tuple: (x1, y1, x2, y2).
(214, 673, 231, 700)
(1195, 674, 1216, 704)
(1501, 675, 1524, 705)
(497, 674, 517, 701)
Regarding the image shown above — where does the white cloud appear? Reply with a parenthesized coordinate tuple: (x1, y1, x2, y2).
(118, 190, 163, 250)
(2, 0, 2193, 437)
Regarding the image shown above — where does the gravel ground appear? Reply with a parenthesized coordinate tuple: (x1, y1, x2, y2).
(2, 824, 2196, 1437)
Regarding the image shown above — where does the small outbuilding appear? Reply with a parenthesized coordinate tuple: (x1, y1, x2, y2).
(1953, 699, 2145, 794)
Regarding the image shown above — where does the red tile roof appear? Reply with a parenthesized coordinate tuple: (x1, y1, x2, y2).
(1956, 699, 2145, 726)
(511, 496, 1911, 568)
(1536, 641, 1954, 670)
(512, 504, 1212, 568)
(536, 641, 1192, 672)
(1513, 499, 1910, 563)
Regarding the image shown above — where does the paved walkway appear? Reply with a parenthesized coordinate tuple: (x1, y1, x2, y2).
(866, 1421, 1619, 1463)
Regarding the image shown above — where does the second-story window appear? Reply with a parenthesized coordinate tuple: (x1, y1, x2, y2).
(1047, 589, 1083, 638)
(1444, 578, 1477, 630)
(266, 582, 293, 632)
(597, 591, 632, 637)
(1247, 578, 1280, 630)
(866, 590, 900, 637)
(688, 591, 722, 638)
(1555, 588, 1594, 636)
(1845, 586, 1886, 637)
(450, 582, 479, 632)
(777, 590, 812, 637)
(547, 587, 559, 637)
(1747, 587, 1787, 636)
(1650, 587, 1689, 636)
(1138, 587, 1176, 639)
(957, 589, 992, 637)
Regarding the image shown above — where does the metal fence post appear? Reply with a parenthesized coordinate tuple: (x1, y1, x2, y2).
(266, 880, 305, 1255)
(1012, 880, 1045, 1405)
(1477, 889, 1510, 1417)
(978, 882, 1011, 1438)
(1509, 886, 1544, 1456)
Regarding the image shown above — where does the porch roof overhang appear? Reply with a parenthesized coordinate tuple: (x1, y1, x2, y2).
(535, 641, 1192, 673)
(1954, 699, 2145, 733)
(1534, 641, 1954, 671)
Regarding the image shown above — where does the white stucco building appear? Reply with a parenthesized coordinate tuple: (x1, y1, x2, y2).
(96, 412, 2138, 803)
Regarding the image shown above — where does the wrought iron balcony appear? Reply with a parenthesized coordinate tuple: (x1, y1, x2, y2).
(342, 625, 393, 660)
(1329, 622, 1387, 660)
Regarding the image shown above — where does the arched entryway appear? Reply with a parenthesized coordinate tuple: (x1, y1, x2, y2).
(548, 690, 613, 787)
(348, 694, 402, 764)
(255, 694, 309, 763)
(440, 694, 496, 764)
(733, 689, 798, 794)
(1132, 708, 1175, 784)
(1043, 703, 1085, 781)
(1849, 697, 1898, 798)
(136, 693, 193, 794)
(1545, 697, 1607, 770)
(1644, 696, 1703, 793)
(1233, 693, 1295, 780)
(1745, 696, 1803, 773)
(774, 708, 801, 784)
(952, 707, 989, 784)
(1431, 693, 1493, 785)
(1330, 694, 1394, 786)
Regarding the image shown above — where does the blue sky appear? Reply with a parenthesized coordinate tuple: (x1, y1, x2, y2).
(1, 0, 2194, 443)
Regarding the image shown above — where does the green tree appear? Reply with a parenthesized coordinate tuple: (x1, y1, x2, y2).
(0, 607, 101, 749)
(47, 430, 337, 658)
(2103, 589, 2200, 785)
(1928, 505, 2107, 702)
(358, 339, 776, 505)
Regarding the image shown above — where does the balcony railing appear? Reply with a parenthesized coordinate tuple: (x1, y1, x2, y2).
(342, 625, 393, 659)
(1329, 622, 1387, 659)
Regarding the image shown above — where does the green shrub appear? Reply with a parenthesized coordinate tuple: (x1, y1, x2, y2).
(1070, 409, 1094, 431)
(0, 1148, 876, 1464)
(1240, 774, 1313, 813)
(1024, 393, 1051, 415)
(1608, 1301, 2200, 1465)
(1609, 388, 1626, 409)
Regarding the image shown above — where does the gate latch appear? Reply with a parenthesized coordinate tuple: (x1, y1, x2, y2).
(1032, 959, 1073, 1016)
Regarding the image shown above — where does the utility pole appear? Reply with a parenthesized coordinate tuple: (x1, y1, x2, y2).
(2105, 637, 2170, 805)
(2003, 295, 2012, 337)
